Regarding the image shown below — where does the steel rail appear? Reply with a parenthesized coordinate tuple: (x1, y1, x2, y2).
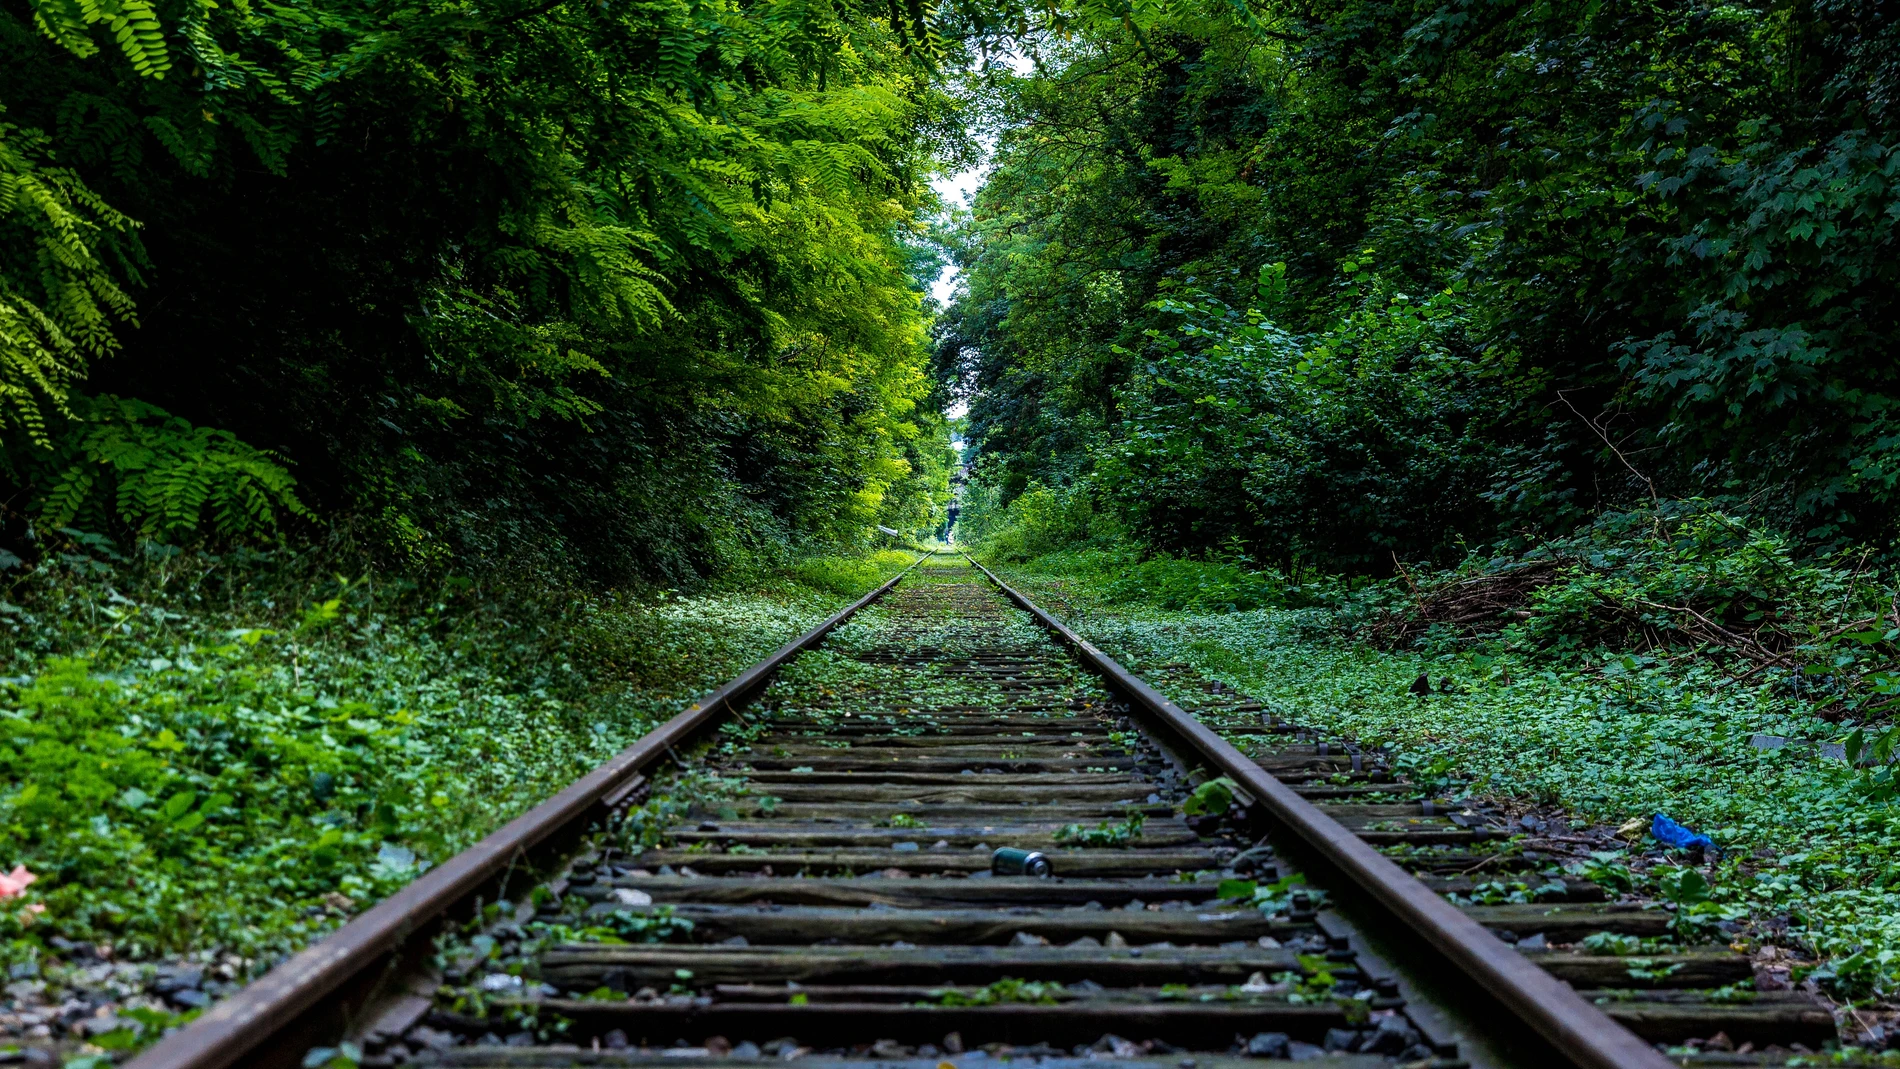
(964, 556, 1675, 1069)
(128, 553, 931, 1069)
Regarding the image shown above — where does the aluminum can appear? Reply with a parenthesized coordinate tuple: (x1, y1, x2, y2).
(991, 847, 1052, 877)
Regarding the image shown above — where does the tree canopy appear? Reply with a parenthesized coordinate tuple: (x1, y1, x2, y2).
(941, 0, 1900, 570)
(8, 0, 1896, 579)
(3, 0, 966, 582)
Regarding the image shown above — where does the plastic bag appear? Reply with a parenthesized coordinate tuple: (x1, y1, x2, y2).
(1650, 813, 1715, 853)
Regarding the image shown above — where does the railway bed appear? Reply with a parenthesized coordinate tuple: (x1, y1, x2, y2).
(127, 556, 1845, 1069)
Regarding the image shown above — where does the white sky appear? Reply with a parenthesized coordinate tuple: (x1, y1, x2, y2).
(927, 51, 1033, 421)
(928, 137, 990, 421)
(927, 49, 1032, 313)
(929, 167, 986, 307)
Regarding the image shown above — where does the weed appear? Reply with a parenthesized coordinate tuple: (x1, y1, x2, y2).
(986, 539, 1900, 993)
(928, 978, 1065, 1006)
(1055, 812, 1145, 848)
(0, 539, 910, 967)
(1182, 777, 1238, 818)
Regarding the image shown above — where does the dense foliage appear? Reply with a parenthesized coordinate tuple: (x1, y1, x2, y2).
(940, 0, 1900, 568)
(3, 0, 958, 580)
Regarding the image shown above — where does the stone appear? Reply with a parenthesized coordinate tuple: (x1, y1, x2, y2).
(155, 967, 204, 993)
(479, 973, 524, 994)
(1359, 1016, 1419, 1055)
(78, 1016, 131, 1037)
(1243, 1032, 1289, 1058)
(405, 1026, 456, 1052)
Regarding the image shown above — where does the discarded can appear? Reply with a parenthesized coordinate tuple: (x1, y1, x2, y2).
(991, 847, 1052, 877)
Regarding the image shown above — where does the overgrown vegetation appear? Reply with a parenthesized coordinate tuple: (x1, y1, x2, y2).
(10, 0, 1900, 1031)
(0, 533, 913, 969)
(987, 516, 1900, 998)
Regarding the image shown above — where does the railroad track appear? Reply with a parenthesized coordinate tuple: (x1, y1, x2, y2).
(129, 554, 1842, 1069)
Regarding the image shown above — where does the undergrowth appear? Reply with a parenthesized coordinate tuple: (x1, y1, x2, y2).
(983, 503, 1900, 999)
(0, 533, 913, 974)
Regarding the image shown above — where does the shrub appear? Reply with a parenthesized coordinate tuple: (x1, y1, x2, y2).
(1377, 502, 1899, 718)
(5, 395, 309, 542)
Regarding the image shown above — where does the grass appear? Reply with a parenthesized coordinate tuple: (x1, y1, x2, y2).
(0, 536, 916, 976)
(990, 546, 1900, 1002)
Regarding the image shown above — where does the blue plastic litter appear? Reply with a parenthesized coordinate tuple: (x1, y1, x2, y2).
(1651, 813, 1716, 853)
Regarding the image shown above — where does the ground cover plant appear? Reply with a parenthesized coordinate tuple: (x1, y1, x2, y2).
(982, 508, 1900, 1005)
(0, 533, 916, 976)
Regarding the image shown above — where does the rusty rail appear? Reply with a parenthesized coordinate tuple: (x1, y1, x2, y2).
(964, 555, 1675, 1069)
(127, 554, 930, 1069)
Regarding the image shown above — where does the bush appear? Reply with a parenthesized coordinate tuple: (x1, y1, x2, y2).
(1376, 502, 1900, 718)
(6, 395, 309, 542)
(778, 550, 919, 597)
(1007, 546, 1278, 612)
(966, 479, 1099, 562)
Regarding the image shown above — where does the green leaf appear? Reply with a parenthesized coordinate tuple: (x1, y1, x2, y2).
(1183, 777, 1237, 818)
(161, 790, 197, 820)
(1656, 867, 1710, 906)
